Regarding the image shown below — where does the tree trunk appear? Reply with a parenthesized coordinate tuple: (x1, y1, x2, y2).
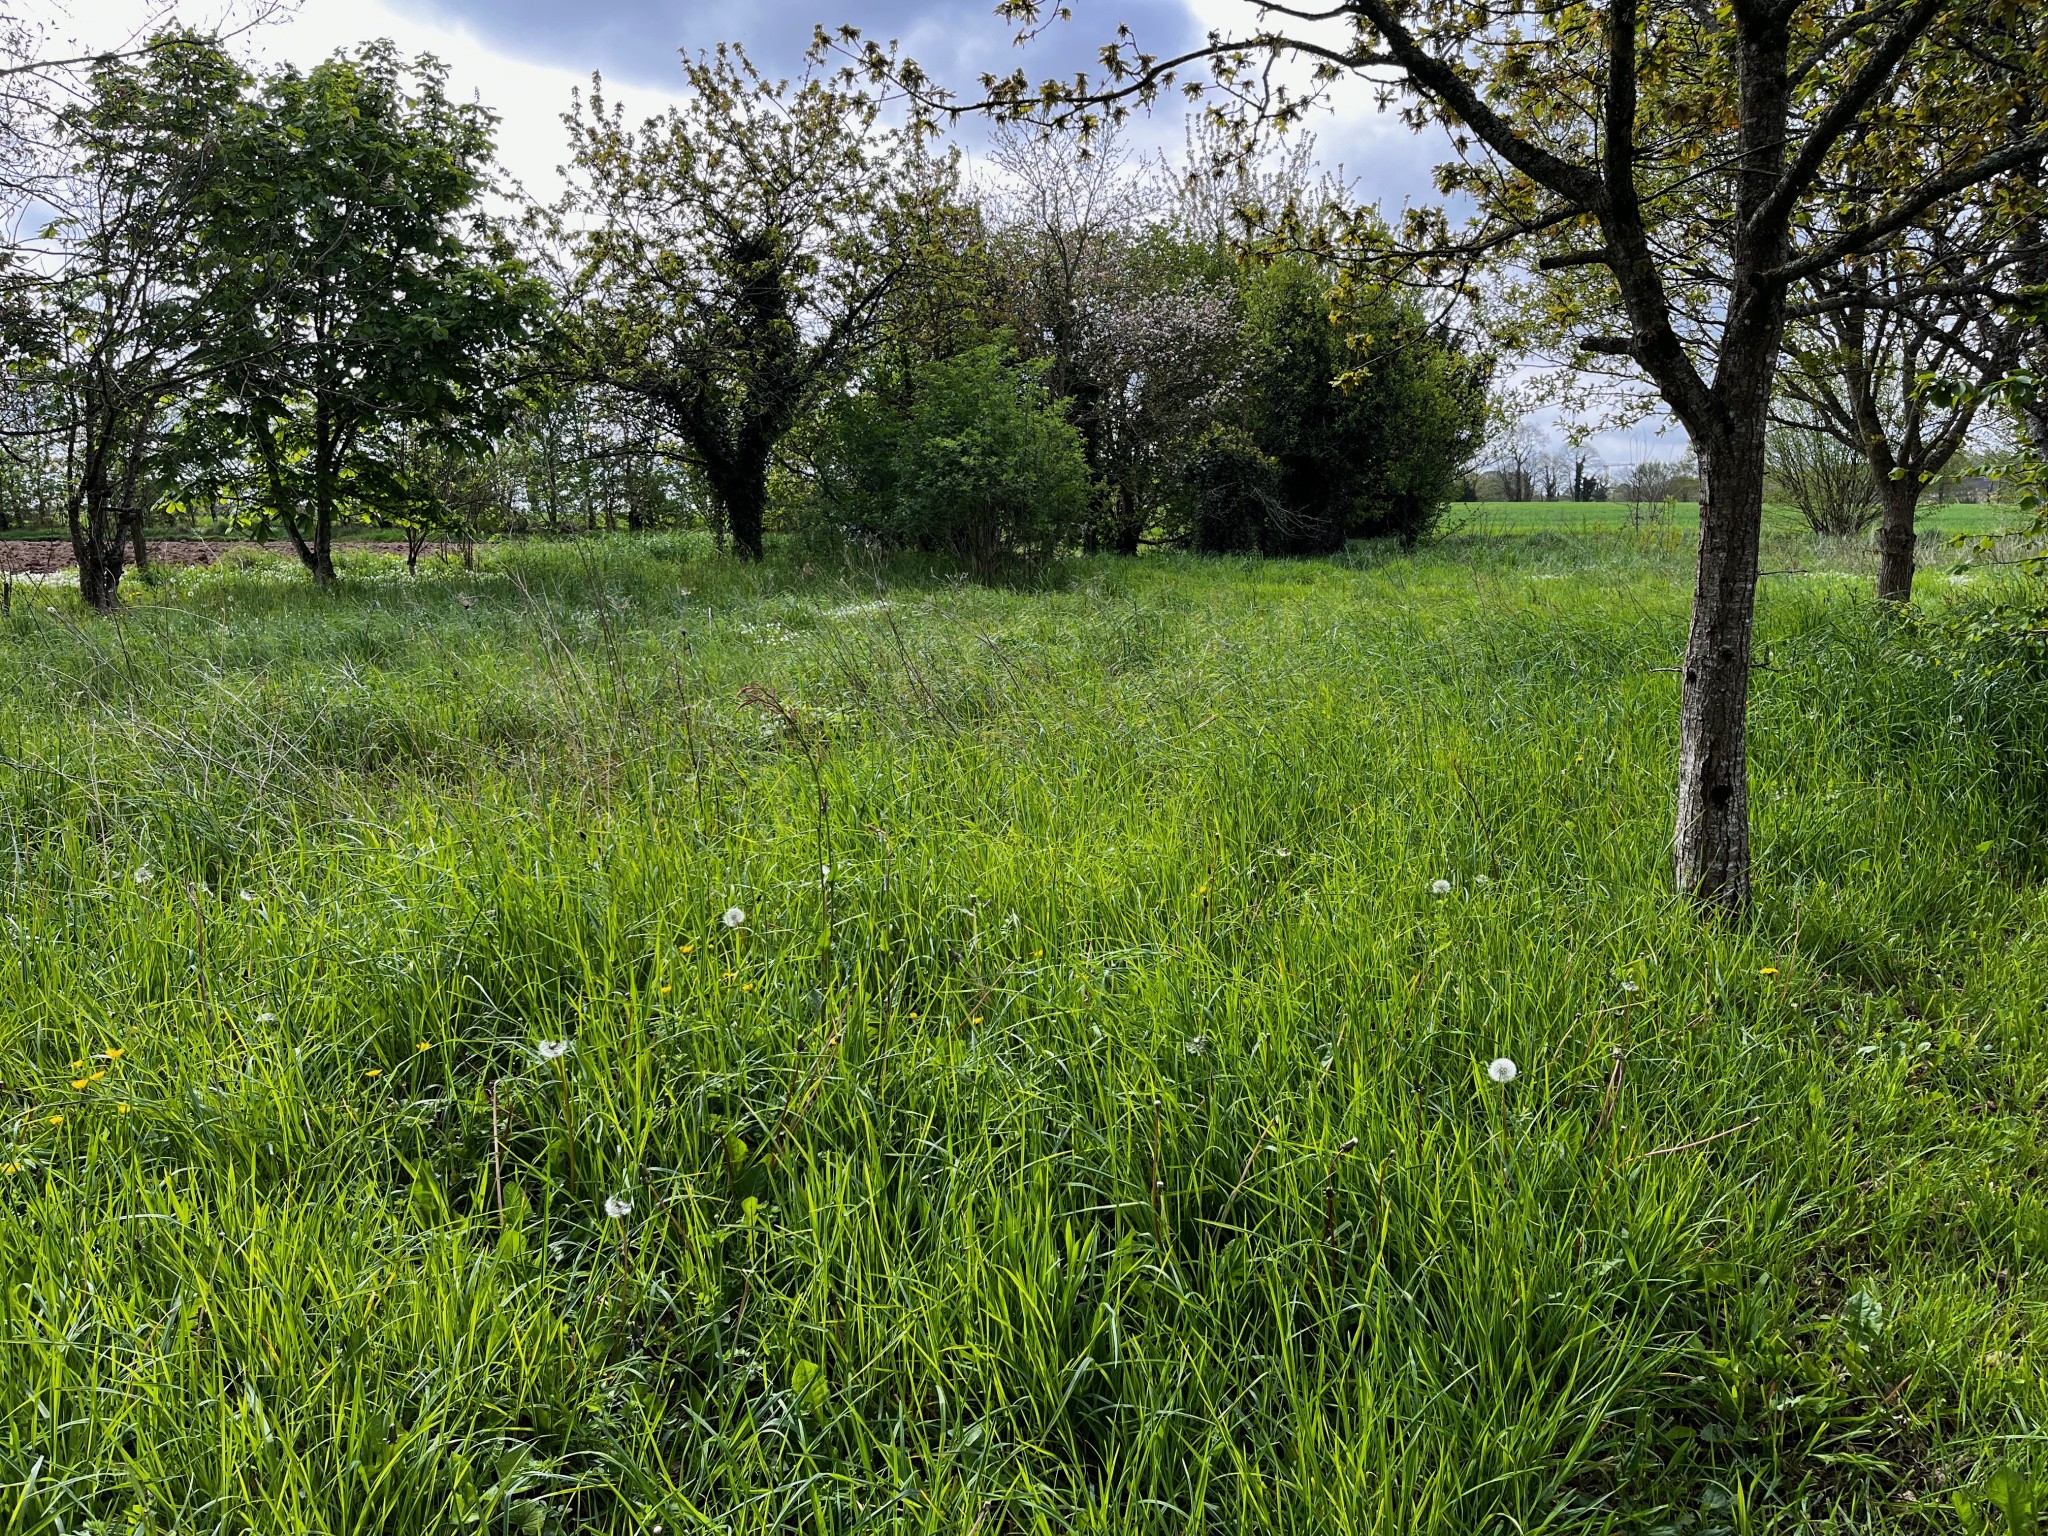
(1109, 481, 1141, 557)
(709, 456, 769, 561)
(1875, 476, 1920, 603)
(1673, 436, 1765, 914)
(309, 396, 337, 586)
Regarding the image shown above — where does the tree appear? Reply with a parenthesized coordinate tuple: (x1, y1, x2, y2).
(1777, 175, 2039, 597)
(192, 44, 540, 585)
(1067, 241, 1242, 553)
(862, 0, 2048, 912)
(22, 34, 243, 611)
(557, 44, 938, 561)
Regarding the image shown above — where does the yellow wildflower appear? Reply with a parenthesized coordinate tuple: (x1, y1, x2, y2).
(103, 1048, 124, 1060)
(364, 1068, 383, 1078)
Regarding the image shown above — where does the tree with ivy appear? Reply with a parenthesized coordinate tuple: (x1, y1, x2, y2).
(556, 43, 944, 561)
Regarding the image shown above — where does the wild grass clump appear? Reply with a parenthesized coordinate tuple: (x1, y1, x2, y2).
(1, 532, 2045, 1533)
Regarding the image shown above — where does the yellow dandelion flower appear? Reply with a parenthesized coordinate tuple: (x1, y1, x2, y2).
(681, 943, 696, 955)
(116, 1104, 130, 1114)
(659, 984, 672, 996)
(971, 1015, 983, 1025)
(88, 1071, 104, 1083)
(1759, 967, 1779, 977)
(364, 1068, 383, 1078)
(0, 1162, 19, 1174)
(70, 1058, 85, 1071)
(71, 1078, 90, 1091)
(46, 1114, 62, 1126)
(741, 982, 755, 993)
(103, 1048, 124, 1060)
(416, 1042, 431, 1052)
(1034, 949, 1043, 958)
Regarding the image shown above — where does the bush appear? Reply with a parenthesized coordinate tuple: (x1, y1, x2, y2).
(814, 345, 1092, 578)
(1184, 424, 1288, 555)
(1239, 260, 1488, 550)
(1768, 424, 1879, 534)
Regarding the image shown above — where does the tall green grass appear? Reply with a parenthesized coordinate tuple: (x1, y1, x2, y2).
(2, 530, 2045, 1533)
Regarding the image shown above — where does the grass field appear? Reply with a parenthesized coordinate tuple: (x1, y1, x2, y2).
(4, 528, 2048, 1533)
(1448, 499, 2022, 539)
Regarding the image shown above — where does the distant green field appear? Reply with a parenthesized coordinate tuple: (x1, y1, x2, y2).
(4, 530, 2048, 1531)
(1449, 498, 2022, 538)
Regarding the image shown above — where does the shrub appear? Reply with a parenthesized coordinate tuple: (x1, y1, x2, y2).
(1768, 423, 1879, 535)
(1183, 424, 1284, 554)
(1239, 260, 1488, 550)
(813, 345, 1091, 579)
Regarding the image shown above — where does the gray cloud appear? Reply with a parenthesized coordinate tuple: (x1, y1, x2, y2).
(409, 0, 1202, 92)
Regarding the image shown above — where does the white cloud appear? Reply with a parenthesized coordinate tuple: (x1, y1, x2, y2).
(29, 0, 680, 198)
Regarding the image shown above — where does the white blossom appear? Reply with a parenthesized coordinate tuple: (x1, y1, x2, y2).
(1487, 1057, 1518, 1085)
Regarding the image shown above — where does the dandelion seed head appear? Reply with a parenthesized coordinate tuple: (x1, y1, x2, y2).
(536, 1039, 571, 1062)
(1487, 1056, 1518, 1085)
(604, 1194, 633, 1219)
(722, 907, 747, 929)
(1620, 981, 1641, 994)
(1430, 879, 1454, 896)
(133, 865, 153, 886)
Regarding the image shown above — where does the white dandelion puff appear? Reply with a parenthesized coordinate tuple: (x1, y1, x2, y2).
(537, 1039, 571, 1062)
(1620, 980, 1641, 994)
(722, 906, 747, 929)
(133, 865, 153, 886)
(604, 1194, 633, 1220)
(1429, 879, 1454, 896)
(1487, 1057, 1518, 1085)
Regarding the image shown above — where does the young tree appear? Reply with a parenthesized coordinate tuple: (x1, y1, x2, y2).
(192, 44, 540, 585)
(863, 0, 2048, 912)
(557, 45, 938, 561)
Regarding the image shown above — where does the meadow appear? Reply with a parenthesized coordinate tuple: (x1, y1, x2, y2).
(1447, 500, 2020, 539)
(3, 526, 2047, 1534)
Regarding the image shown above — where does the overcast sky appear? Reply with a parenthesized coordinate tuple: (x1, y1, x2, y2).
(32, 0, 1682, 465)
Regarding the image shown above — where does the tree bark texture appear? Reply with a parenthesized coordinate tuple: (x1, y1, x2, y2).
(1875, 477, 1920, 602)
(1672, 438, 1766, 912)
